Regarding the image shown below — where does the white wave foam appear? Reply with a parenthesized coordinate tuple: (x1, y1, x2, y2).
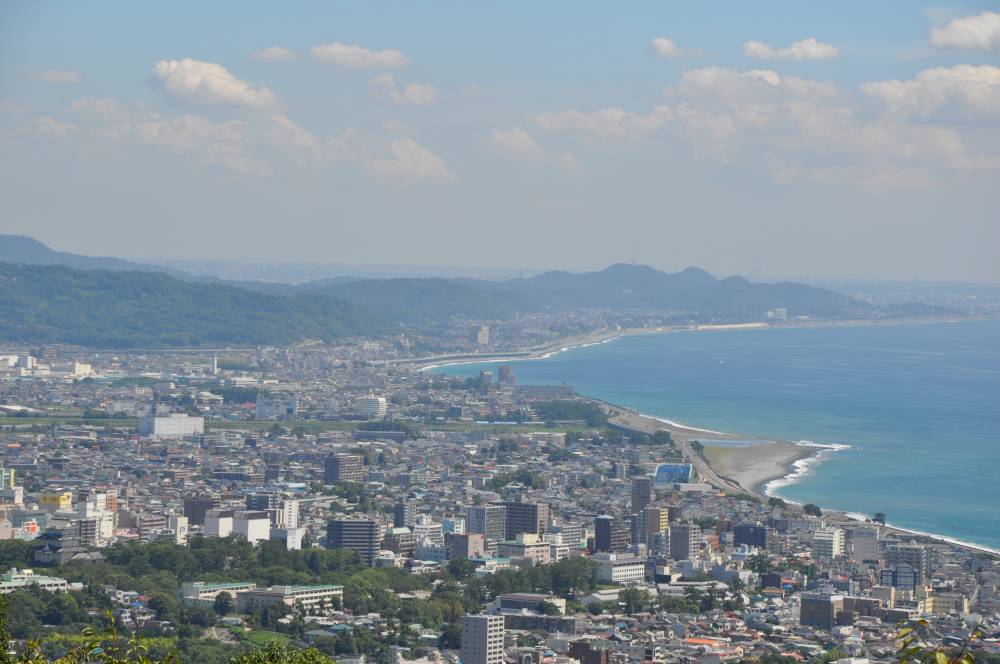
(764, 441, 851, 495)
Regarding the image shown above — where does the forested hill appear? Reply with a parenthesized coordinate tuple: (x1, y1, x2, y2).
(0, 263, 391, 348)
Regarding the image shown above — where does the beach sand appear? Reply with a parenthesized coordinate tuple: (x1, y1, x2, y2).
(702, 440, 815, 496)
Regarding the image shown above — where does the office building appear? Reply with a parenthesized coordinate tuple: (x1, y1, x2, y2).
(467, 505, 507, 543)
(324, 453, 365, 484)
(800, 592, 844, 629)
(183, 494, 219, 526)
(204, 509, 234, 538)
(234, 511, 271, 546)
(631, 476, 653, 513)
(461, 614, 505, 664)
(449, 533, 486, 560)
(592, 552, 647, 584)
(734, 522, 769, 549)
(394, 499, 417, 528)
(669, 522, 702, 561)
(499, 501, 549, 539)
(594, 515, 629, 553)
(644, 507, 670, 547)
(327, 518, 381, 566)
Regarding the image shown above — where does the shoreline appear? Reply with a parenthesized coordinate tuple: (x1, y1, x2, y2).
(422, 316, 1000, 557)
(413, 314, 990, 372)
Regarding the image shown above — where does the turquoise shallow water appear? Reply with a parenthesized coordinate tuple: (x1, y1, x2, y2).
(431, 320, 1000, 551)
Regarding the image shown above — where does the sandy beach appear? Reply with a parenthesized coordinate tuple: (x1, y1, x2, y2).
(701, 440, 815, 496)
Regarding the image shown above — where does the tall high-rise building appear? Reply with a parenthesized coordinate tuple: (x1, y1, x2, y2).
(812, 527, 846, 559)
(498, 501, 549, 539)
(497, 365, 516, 385)
(734, 522, 769, 548)
(886, 543, 930, 583)
(394, 499, 417, 528)
(631, 476, 653, 513)
(467, 504, 507, 542)
(461, 614, 505, 664)
(669, 522, 702, 561)
(327, 519, 381, 566)
(324, 453, 365, 484)
(183, 494, 220, 526)
(643, 507, 670, 547)
(594, 515, 629, 553)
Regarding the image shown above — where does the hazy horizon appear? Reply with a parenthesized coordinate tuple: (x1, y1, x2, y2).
(2, 2, 998, 281)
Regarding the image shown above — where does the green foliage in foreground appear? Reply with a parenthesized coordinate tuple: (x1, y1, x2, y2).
(0, 263, 390, 348)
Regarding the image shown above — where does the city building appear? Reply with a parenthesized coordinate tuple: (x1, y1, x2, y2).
(734, 522, 769, 549)
(631, 476, 653, 513)
(498, 501, 548, 539)
(324, 453, 365, 484)
(137, 414, 204, 439)
(594, 515, 629, 553)
(461, 614, 505, 664)
(467, 504, 507, 543)
(254, 394, 298, 420)
(327, 518, 381, 566)
(233, 511, 270, 546)
(356, 395, 387, 419)
(800, 592, 844, 630)
(236, 584, 344, 613)
(812, 527, 846, 559)
(669, 522, 702, 561)
(592, 552, 647, 584)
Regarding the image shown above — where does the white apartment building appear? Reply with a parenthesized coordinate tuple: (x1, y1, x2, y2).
(138, 414, 204, 439)
(357, 395, 387, 419)
(593, 552, 647, 584)
(812, 527, 846, 559)
(461, 614, 505, 664)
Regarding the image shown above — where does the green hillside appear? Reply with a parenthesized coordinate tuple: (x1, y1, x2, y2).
(0, 263, 391, 348)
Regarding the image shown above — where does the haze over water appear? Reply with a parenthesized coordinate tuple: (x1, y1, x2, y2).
(433, 320, 1000, 550)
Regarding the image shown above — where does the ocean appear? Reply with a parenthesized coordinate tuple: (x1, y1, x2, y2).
(430, 319, 1000, 551)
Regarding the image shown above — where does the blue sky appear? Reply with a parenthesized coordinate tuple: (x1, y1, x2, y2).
(1, 1, 998, 280)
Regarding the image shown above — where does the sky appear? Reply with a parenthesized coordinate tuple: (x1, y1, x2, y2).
(1, 1, 998, 281)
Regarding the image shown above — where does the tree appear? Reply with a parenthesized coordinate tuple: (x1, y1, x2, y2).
(803, 503, 823, 517)
(537, 601, 561, 616)
(619, 588, 650, 615)
(767, 497, 786, 508)
(212, 591, 233, 616)
(873, 512, 887, 526)
(438, 622, 462, 649)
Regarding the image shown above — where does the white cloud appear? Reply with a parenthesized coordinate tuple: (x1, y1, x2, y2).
(742, 37, 839, 60)
(34, 70, 82, 84)
(489, 127, 577, 169)
(65, 97, 132, 124)
(364, 137, 453, 182)
(930, 11, 1000, 51)
(534, 106, 672, 137)
(532, 64, 997, 187)
(651, 37, 699, 59)
(20, 116, 78, 136)
(252, 46, 296, 62)
(0, 101, 32, 114)
(311, 42, 408, 69)
(861, 65, 1000, 118)
(369, 73, 437, 105)
(152, 59, 278, 109)
(670, 65, 838, 100)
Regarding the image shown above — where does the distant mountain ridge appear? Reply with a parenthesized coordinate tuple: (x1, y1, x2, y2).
(0, 234, 188, 277)
(0, 262, 390, 348)
(0, 235, 919, 348)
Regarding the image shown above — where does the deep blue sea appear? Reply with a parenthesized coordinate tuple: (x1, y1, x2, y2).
(431, 320, 1000, 551)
